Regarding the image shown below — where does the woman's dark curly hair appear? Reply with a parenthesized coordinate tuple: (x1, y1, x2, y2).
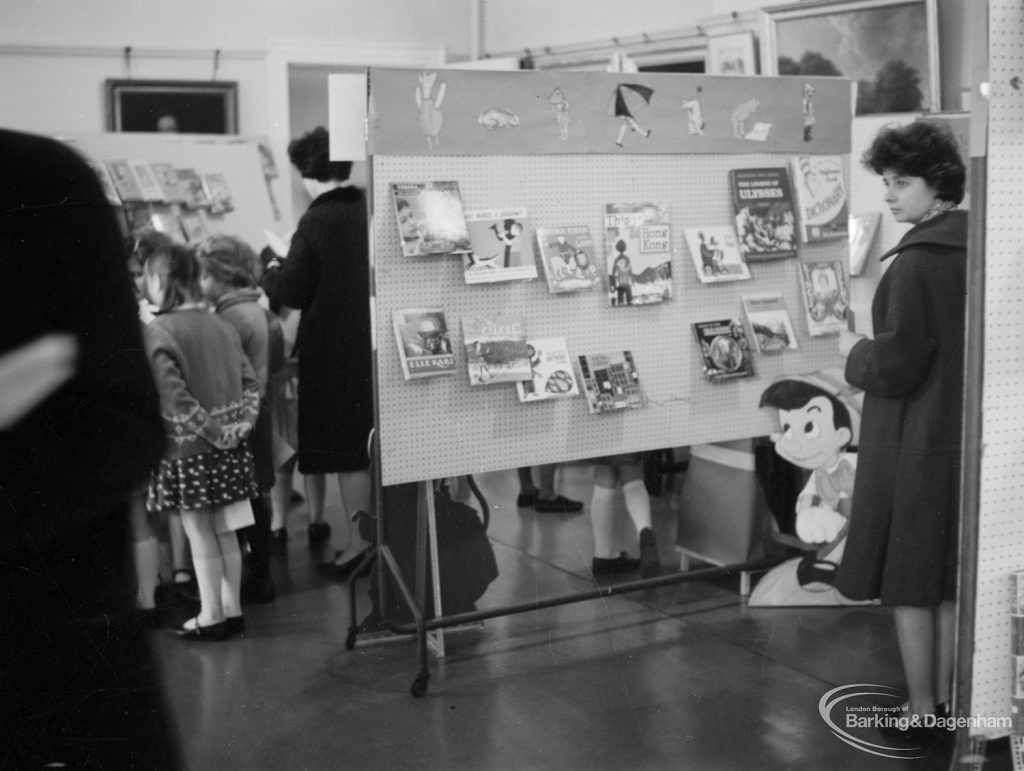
(862, 121, 966, 204)
(287, 126, 352, 182)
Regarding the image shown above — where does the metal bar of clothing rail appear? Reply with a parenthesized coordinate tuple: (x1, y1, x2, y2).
(345, 529, 786, 697)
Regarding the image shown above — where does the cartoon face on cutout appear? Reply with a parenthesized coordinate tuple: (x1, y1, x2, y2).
(771, 395, 851, 471)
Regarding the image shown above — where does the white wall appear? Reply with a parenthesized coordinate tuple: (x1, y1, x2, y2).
(0, 0, 470, 137)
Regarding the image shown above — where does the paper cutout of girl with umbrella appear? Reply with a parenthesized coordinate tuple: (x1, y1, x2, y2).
(609, 82, 653, 147)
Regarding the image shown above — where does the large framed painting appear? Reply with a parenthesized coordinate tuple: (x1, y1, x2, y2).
(760, 0, 939, 115)
(105, 79, 239, 133)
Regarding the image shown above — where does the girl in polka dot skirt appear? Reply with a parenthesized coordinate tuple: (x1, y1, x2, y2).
(143, 244, 261, 641)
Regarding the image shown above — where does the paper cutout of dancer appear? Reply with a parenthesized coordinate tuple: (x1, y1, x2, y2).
(682, 86, 705, 136)
(609, 82, 654, 147)
(549, 87, 571, 140)
(802, 82, 816, 142)
(416, 72, 446, 149)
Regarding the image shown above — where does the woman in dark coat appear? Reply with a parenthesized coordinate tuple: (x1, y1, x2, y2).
(262, 127, 373, 573)
(837, 121, 967, 737)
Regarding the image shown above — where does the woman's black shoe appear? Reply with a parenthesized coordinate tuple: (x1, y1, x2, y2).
(174, 617, 228, 642)
(591, 553, 641, 575)
(224, 616, 246, 637)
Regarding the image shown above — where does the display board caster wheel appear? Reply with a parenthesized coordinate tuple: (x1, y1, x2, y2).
(410, 672, 429, 697)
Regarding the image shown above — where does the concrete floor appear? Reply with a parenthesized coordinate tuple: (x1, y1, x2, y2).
(149, 463, 1006, 770)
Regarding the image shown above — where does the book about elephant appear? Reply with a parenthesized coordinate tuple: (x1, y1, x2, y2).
(461, 314, 531, 385)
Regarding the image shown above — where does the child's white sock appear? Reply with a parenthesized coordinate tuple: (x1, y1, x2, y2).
(622, 479, 652, 532)
(218, 531, 243, 618)
(589, 485, 618, 559)
(191, 554, 225, 625)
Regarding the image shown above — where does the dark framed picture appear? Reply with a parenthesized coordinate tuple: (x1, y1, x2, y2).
(760, 0, 939, 115)
(105, 79, 239, 133)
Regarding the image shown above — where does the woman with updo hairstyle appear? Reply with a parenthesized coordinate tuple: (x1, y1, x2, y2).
(835, 120, 967, 743)
(261, 126, 374, 575)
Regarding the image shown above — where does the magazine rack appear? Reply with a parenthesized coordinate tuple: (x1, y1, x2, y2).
(352, 66, 854, 695)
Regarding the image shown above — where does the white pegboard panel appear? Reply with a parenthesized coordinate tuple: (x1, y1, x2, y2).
(970, 0, 1024, 738)
(372, 152, 848, 485)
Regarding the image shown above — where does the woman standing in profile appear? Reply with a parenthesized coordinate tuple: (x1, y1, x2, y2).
(262, 127, 373, 574)
(837, 121, 967, 741)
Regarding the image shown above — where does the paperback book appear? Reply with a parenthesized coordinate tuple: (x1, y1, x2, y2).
(392, 308, 456, 380)
(693, 318, 755, 382)
(798, 260, 850, 336)
(516, 337, 580, 402)
(179, 211, 208, 243)
(461, 314, 531, 386)
(130, 161, 166, 202)
(174, 168, 210, 208)
(683, 226, 751, 283)
(534, 225, 602, 293)
(791, 155, 849, 243)
(604, 202, 672, 306)
(202, 172, 235, 215)
(729, 167, 797, 261)
(105, 160, 144, 202)
(741, 293, 798, 353)
(848, 211, 882, 276)
(150, 163, 189, 204)
(462, 208, 538, 284)
(391, 181, 472, 257)
(577, 351, 644, 413)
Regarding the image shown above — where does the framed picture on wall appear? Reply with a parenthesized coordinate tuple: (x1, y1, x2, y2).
(105, 79, 239, 134)
(760, 0, 939, 115)
(706, 31, 758, 76)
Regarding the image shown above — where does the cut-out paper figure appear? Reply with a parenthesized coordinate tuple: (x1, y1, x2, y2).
(478, 107, 520, 129)
(802, 82, 816, 142)
(731, 97, 760, 138)
(609, 83, 654, 147)
(549, 87, 571, 140)
(416, 72, 446, 149)
(748, 371, 876, 607)
(682, 86, 705, 135)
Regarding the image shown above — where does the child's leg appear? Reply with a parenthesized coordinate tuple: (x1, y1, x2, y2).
(218, 529, 243, 621)
(179, 509, 225, 626)
(618, 458, 660, 577)
(590, 463, 620, 559)
(129, 491, 159, 610)
(270, 455, 297, 533)
(168, 511, 192, 581)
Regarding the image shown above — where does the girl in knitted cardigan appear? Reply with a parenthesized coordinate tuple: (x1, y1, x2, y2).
(143, 244, 261, 641)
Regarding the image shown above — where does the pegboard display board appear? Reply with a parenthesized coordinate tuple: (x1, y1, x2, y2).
(372, 152, 849, 485)
(968, 0, 1024, 738)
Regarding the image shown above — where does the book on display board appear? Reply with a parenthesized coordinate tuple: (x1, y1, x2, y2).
(790, 155, 849, 243)
(179, 210, 208, 243)
(576, 350, 644, 413)
(174, 168, 210, 208)
(604, 202, 672, 306)
(105, 160, 145, 202)
(729, 167, 797, 261)
(149, 163, 189, 204)
(534, 225, 602, 293)
(391, 181, 472, 257)
(516, 337, 580, 402)
(741, 293, 798, 354)
(797, 259, 850, 336)
(462, 208, 538, 284)
(683, 226, 751, 283)
(848, 211, 882, 276)
(692, 318, 755, 382)
(129, 161, 166, 202)
(461, 314, 532, 386)
(392, 308, 456, 380)
(201, 172, 235, 215)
